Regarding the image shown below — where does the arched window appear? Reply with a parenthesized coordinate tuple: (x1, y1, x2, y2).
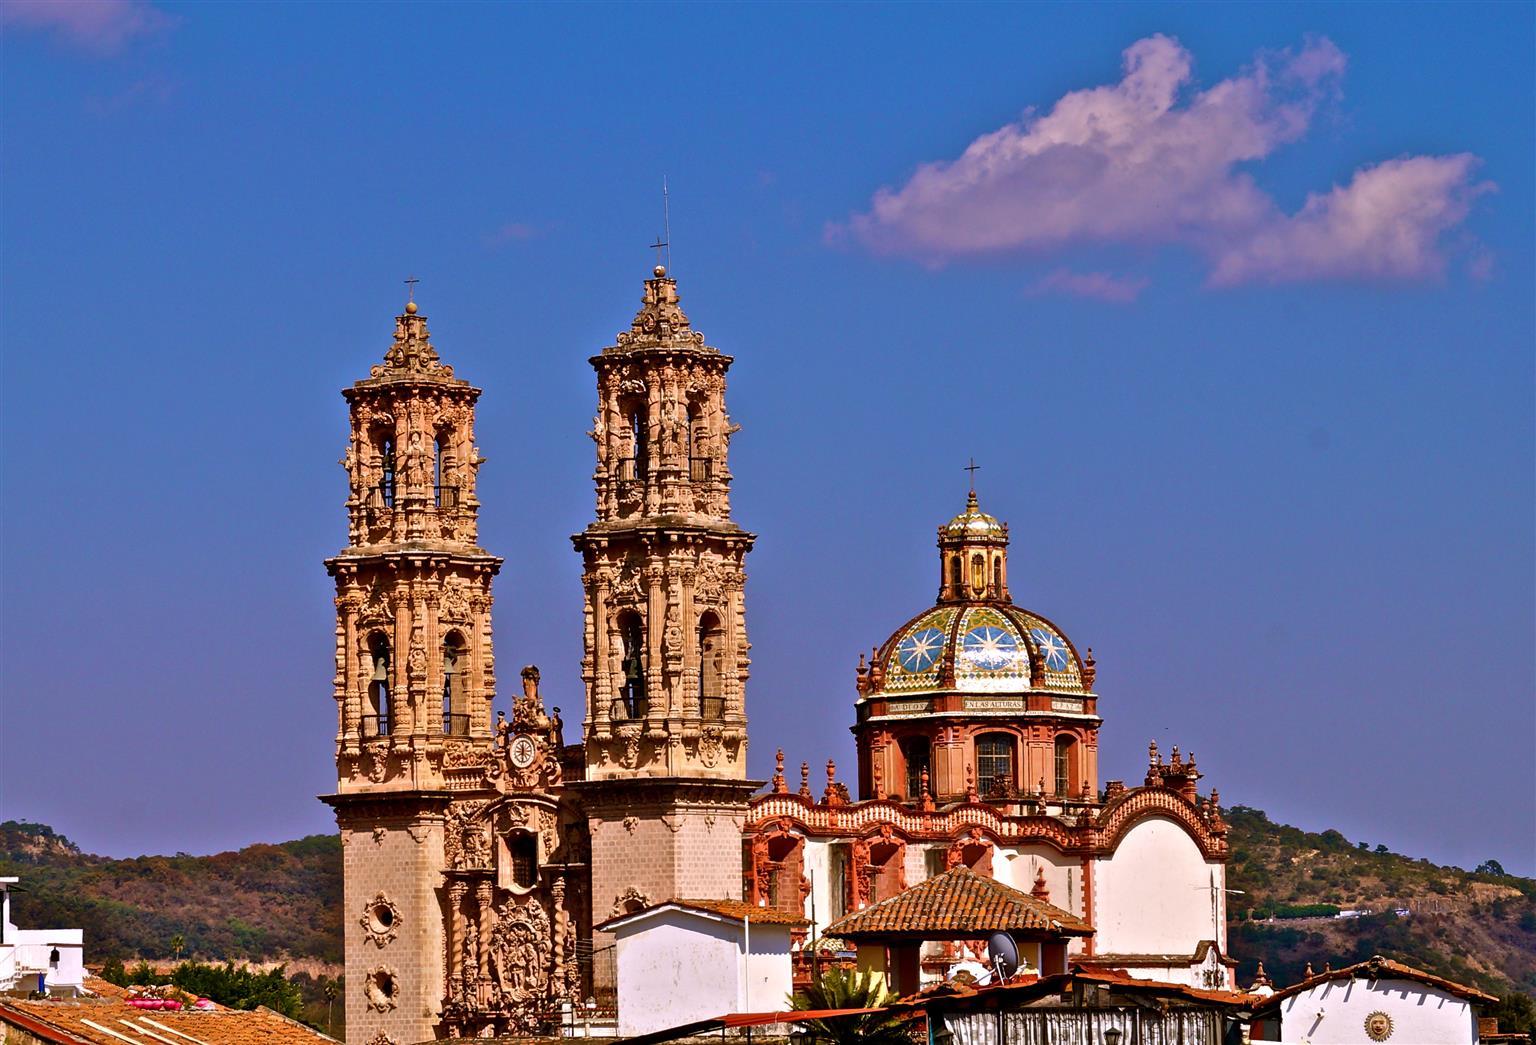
(970, 552, 986, 596)
(950, 556, 962, 595)
(367, 634, 392, 737)
(901, 736, 931, 800)
(433, 435, 446, 507)
(1055, 735, 1075, 796)
(509, 832, 538, 890)
(379, 436, 396, 507)
(442, 632, 466, 735)
(993, 556, 1003, 594)
(618, 612, 647, 720)
(975, 733, 1015, 797)
(698, 611, 724, 720)
(630, 409, 648, 478)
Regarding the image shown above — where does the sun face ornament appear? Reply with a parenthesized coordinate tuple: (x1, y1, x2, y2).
(1364, 1011, 1394, 1042)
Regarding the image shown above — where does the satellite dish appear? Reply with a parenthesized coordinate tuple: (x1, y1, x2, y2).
(986, 931, 1020, 982)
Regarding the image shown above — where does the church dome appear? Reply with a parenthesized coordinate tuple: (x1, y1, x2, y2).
(876, 602, 1087, 695)
(861, 493, 1092, 697)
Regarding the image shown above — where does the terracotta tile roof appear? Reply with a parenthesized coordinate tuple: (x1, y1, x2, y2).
(673, 898, 811, 926)
(1250, 954, 1498, 1012)
(0, 995, 338, 1045)
(825, 866, 1092, 940)
(595, 897, 810, 932)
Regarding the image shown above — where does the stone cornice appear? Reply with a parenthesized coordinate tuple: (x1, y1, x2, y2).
(326, 549, 504, 574)
(320, 789, 455, 820)
(571, 776, 764, 812)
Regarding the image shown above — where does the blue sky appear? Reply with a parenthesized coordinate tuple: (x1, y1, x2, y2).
(2, 2, 1531, 876)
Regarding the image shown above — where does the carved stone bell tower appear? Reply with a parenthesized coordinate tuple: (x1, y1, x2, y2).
(571, 265, 760, 926)
(322, 295, 502, 1045)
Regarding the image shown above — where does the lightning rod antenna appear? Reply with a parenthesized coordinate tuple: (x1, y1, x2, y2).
(663, 175, 672, 275)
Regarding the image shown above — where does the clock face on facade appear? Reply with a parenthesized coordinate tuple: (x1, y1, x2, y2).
(896, 627, 945, 673)
(509, 735, 537, 769)
(1364, 1011, 1394, 1042)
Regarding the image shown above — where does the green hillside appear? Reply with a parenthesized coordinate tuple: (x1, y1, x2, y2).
(0, 820, 341, 963)
(1225, 806, 1536, 997)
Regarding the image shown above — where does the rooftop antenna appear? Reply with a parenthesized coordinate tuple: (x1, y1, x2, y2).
(649, 178, 674, 275)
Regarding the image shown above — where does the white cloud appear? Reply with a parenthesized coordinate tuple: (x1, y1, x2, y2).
(1028, 269, 1149, 303)
(837, 35, 1490, 287)
(1, 0, 173, 55)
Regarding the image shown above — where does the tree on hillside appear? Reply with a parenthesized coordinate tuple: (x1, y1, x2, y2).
(1477, 859, 1508, 877)
(170, 934, 185, 961)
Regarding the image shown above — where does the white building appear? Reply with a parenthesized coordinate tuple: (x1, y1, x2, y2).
(596, 899, 805, 1036)
(0, 877, 84, 997)
(1249, 955, 1498, 1044)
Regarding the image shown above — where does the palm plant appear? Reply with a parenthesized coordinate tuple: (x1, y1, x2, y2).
(789, 968, 911, 1045)
(169, 934, 185, 962)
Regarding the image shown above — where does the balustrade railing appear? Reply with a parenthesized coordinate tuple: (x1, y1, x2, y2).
(610, 696, 649, 721)
(359, 714, 390, 738)
(700, 696, 725, 721)
(442, 713, 470, 736)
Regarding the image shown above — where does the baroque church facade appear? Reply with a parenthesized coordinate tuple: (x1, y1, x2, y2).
(322, 268, 1234, 1045)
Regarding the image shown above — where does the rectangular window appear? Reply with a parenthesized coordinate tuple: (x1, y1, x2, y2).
(976, 734, 1015, 797)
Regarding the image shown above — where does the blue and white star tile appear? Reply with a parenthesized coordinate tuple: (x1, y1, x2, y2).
(1031, 628, 1070, 670)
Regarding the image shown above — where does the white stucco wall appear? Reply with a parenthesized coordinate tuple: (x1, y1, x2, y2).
(612, 909, 795, 1036)
(1263, 977, 1480, 1044)
(1093, 815, 1222, 956)
(1, 887, 85, 996)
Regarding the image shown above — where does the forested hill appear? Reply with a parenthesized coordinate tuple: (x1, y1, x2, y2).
(3, 810, 1532, 998)
(1225, 806, 1535, 997)
(0, 821, 341, 964)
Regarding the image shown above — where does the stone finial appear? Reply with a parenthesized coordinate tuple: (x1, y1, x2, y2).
(1170, 745, 1183, 772)
(1082, 647, 1096, 689)
(1323, 961, 1332, 974)
(799, 761, 812, 799)
(965, 762, 979, 803)
(918, 768, 935, 812)
(1031, 866, 1050, 902)
(381, 304, 445, 375)
(1081, 780, 1092, 800)
(855, 651, 869, 696)
(872, 757, 884, 799)
(1304, 962, 1316, 978)
(823, 759, 846, 806)
(1251, 961, 1272, 989)
(773, 749, 787, 793)
(1148, 740, 1160, 767)
(867, 647, 885, 689)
